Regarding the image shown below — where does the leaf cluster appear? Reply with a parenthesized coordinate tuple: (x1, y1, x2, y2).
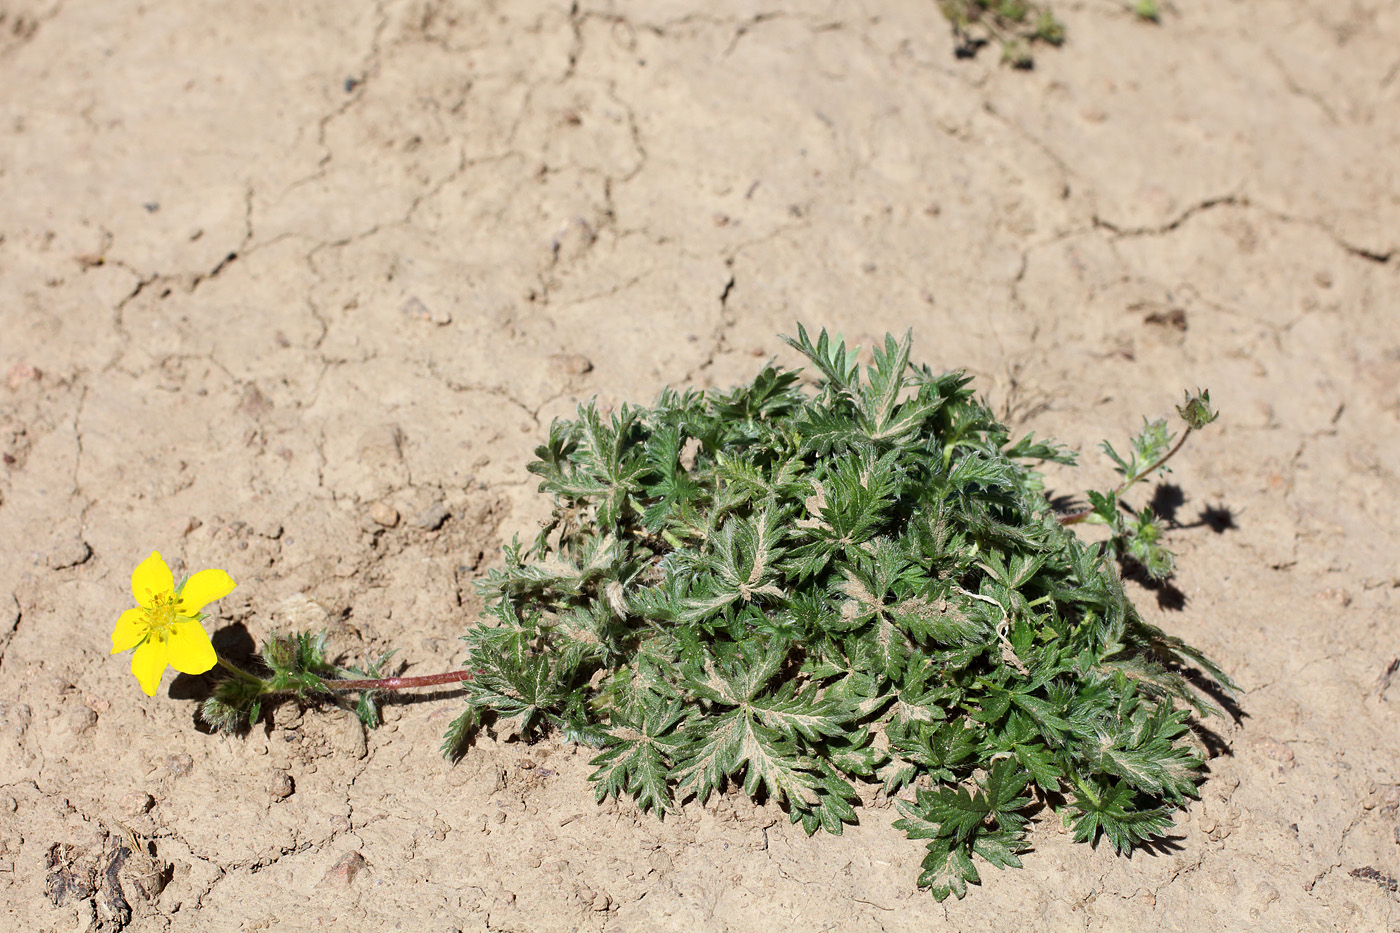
(939, 0, 1065, 68)
(200, 631, 394, 732)
(445, 326, 1234, 899)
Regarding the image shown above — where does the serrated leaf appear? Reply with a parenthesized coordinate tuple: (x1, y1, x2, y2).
(590, 703, 685, 814)
(916, 841, 979, 901)
(1070, 779, 1175, 854)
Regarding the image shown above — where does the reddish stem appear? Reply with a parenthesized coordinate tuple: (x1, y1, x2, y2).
(326, 669, 476, 691)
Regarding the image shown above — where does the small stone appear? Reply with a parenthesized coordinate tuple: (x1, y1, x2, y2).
(164, 754, 194, 778)
(2, 796, 16, 812)
(549, 353, 594, 376)
(238, 384, 273, 418)
(68, 708, 97, 735)
(2, 702, 33, 737)
(402, 296, 451, 325)
(318, 851, 367, 888)
(47, 537, 92, 570)
(1253, 736, 1295, 769)
(415, 502, 450, 531)
(591, 893, 612, 911)
(370, 502, 399, 527)
(268, 772, 294, 800)
(119, 792, 154, 818)
(6, 363, 41, 390)
(332, 718, 368, 760)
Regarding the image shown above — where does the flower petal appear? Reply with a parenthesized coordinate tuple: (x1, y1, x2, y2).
(111, 607, 149, 654)
(167, 621, 217, 675)
(178, 569, 236, 615)
(131, 552, 174, 608)
(130, 637, 169, 696)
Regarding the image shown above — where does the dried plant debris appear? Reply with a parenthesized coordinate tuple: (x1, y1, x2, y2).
(442, 326, 1235, 900)
(45, 828, 164, 932)
(1349, 866, 1399, 895)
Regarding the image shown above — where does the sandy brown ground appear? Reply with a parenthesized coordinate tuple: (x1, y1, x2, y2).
(2, 0, 1399, 930)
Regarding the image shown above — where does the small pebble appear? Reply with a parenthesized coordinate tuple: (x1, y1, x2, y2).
(68, 708, 97, 735)
(269, 773, 295, 800)
(6, 363, 40, 389)
(164, 753, 194, 778)
(119, 792, 154, 817)
(402, 296, 450, 325)
(415, 502, 450, 531)
(370, 502, 399, 527)
(549, 353, 594, 376)
(0, 702, 29, 737)
(319, 851, 367, 888)
(1253, 735, 1295, 769)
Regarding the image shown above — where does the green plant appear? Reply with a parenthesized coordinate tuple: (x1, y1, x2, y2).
(1130, 1, 1161, 23)
(1057, 388, 1218, 580)
(199, 630, 411, 731)
(939, 0, 1066, 68)
(440, 326, 1234, 900)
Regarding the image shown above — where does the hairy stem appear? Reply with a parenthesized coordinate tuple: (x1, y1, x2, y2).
(324, 670, 476, 691)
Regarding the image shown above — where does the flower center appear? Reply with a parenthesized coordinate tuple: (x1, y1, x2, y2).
(144, 591, 183, 639)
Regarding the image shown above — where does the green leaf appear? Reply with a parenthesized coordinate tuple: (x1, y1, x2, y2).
(1070, 779, 1176, 854)
(1013, 742, 1063, 789)
(752, 684, 847, 742)
(675, 711, 818, 808)
(781, 323, 860, 393)
(590, 703, 685, 814)
(918, 842, 979, 901)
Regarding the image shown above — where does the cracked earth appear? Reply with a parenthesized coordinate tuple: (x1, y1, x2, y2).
(2, 0, 1399, 930)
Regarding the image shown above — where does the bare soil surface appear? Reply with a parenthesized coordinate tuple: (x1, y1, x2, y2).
(2, 1, 1399, 930)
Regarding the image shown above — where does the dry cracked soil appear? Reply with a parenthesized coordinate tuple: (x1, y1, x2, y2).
(2, 1, 1399, 931)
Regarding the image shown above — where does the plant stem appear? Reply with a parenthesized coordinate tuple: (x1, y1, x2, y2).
(1059, 427, 1194, 527)
(323, 670, 476, 691)
(217, 656, 264, 682)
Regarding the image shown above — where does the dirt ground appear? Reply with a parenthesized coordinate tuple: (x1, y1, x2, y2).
(2, 0, 1398, 930)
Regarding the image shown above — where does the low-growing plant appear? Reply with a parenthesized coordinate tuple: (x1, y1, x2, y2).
(939, 0, 1162, 68)
(440, 326, 1233, 899)
(126, 325, 1233, 901)
(939, 0, 1066, 68)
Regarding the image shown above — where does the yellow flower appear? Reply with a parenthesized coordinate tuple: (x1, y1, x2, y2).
(111, 551, 236, 696)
